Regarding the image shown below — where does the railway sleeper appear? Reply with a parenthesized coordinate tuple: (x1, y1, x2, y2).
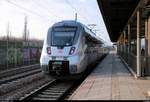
(47, 87, 67, 90)
(32, 97, 56, 100)
(36, 94, 61, 98)
(43, 90, 66, 93)
(41, 92, 63, 95)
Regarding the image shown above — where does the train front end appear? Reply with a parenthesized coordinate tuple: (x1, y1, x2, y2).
(40, 22, 82, 78)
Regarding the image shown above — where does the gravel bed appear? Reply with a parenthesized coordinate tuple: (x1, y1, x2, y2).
(0, 72, 44, 95)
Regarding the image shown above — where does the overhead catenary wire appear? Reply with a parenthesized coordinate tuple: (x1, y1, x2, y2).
(32, 0, 62, 20)
(5, 0, 51, 22)
(65, 0, 103, 40)
(65, 0, 90, 24)
(6, 0, 90, 24)
(65, 0, 102, 36)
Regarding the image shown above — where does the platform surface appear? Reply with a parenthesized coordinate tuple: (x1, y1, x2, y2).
(69, 52, 150, 100)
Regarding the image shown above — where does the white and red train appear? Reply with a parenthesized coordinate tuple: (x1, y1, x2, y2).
(40, 20, 108, 78)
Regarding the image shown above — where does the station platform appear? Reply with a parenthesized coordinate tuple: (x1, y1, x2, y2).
(69, 52, 150, 100)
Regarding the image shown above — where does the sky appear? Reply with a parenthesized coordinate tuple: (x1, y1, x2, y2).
(0, 0, 112, 45)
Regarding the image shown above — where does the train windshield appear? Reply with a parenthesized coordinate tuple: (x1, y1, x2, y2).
(52, 27, 77, 46)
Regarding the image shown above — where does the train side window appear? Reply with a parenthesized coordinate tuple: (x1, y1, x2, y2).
(82, 36, 87, 54)
(84, 36, 89, 53)
(85, 39, 92, 54)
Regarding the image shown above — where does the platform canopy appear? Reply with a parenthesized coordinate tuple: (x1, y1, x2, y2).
(97, 0, 140, 42)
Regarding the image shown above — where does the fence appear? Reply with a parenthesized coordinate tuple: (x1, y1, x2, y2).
(0, 39, 43, 70)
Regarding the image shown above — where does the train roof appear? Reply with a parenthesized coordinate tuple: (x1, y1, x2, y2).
(52, 20, 104, 44)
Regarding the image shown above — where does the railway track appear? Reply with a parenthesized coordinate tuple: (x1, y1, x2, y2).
(0, 64, 40, 78)
(19, 79, 75, 101)
(0, 64, 41, 85)
(0, 69, 41, 85)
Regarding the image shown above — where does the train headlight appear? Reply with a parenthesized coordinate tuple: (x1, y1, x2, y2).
(69, 47, 76, 55)
(47, 47, 51, 55)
